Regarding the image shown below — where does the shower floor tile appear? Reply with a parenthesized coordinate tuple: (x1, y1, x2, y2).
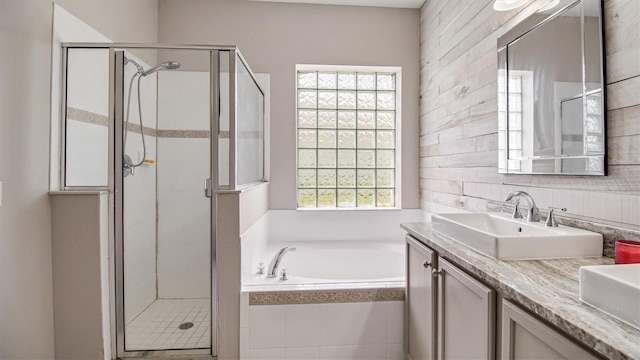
(126, 298, 211, 351)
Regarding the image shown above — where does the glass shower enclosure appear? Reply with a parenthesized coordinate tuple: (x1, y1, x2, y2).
(60, 44, 266, 358)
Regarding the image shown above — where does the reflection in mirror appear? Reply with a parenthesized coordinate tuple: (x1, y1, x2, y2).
(497, 0, 606, 175)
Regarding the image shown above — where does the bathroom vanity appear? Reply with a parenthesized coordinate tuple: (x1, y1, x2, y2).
(403, 222, 640, 360)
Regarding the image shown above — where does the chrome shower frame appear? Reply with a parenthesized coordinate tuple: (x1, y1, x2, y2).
(59, 43, 266, 359)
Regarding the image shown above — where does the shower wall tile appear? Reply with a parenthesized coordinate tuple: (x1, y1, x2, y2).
(249, 349, 285, 360)
(387, 343, 404, 360)
(285, 347, 320, 359)
(158, 71, 210, 131)
(123, 129, 157, 325)
(123, 221, 157, 324)
(157, 135, 211, 299)
(319, 344, 387, 360)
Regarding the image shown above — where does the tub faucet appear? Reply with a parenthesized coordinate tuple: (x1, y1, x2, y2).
(505, 191, 539, 222)
(267, 246, 296, 278)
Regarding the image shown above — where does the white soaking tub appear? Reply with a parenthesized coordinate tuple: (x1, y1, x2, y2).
(239, 210, 425, 360)
(243, 241, 404, 287)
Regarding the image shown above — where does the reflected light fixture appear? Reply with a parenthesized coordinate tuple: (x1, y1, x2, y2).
(493, 0, 528, 11)
(537, 0, 560, 12)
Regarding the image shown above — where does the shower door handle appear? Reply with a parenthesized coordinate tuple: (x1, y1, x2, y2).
(204, 178, 213, 198)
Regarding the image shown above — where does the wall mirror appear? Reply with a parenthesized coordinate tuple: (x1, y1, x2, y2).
(497, 0, 606, 175)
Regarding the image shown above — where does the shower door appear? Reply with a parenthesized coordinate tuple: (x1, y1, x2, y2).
(114, 48, 219, 358)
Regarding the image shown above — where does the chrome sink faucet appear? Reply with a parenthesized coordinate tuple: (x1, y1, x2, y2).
(505, 191, 539, 222)
(267, 246, 296, 278)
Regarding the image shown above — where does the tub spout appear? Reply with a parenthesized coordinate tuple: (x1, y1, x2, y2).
(267, 247, 296, 278)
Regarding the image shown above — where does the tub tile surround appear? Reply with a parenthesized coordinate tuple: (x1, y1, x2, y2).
(240, 293, 404, 360)
(238, 209, 422, 359)
(402, 222, 640, 360)
(249, 288, 405, 305)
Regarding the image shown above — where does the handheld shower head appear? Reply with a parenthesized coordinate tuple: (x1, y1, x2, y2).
(141, 61, 181, 76)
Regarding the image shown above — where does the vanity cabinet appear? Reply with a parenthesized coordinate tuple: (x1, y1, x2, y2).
(406, 234, 604, 360)
(406, 236, 495, 360)
(406, 236, 437, 360)
(438, 257, 495, 359)
(501, 300, 600, 360)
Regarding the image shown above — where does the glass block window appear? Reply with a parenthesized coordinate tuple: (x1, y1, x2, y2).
(296, 67, 399, 208)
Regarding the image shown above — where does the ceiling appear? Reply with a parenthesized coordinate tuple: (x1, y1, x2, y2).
(246, 0, 426, 9)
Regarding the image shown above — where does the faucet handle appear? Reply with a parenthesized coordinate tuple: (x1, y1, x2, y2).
(545, 207, 567, 227)
(512, 199, 524, 219)
(257, 262, 265, 275)
(280, 268, 288, 281)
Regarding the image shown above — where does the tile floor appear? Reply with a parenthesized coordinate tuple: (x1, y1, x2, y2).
(126, 298, 211, 350)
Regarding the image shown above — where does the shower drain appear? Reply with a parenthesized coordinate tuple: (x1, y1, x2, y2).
(178, 322, 194, 330)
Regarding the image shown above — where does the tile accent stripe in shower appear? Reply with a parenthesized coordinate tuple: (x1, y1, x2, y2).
(66, 106, 232, 138)
(125, 298, 210, 350)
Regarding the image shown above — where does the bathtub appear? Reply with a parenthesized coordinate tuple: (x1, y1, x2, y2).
(239, 210, 423, 359)
(243, 240, 405, 287)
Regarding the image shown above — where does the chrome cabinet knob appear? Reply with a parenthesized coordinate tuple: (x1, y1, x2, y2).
(423, 260, 432, 269)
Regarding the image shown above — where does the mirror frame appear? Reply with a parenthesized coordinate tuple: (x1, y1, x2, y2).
(497, 0, 607, 176)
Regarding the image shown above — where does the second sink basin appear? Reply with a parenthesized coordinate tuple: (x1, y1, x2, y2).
(431, 213, 603, 260)
(580, 264, 640, 330)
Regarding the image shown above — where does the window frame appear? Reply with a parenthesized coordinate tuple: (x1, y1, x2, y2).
(295, 64, 402, 210)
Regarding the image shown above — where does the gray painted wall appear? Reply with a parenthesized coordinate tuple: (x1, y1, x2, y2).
(0, 1, 157, 358)
(158, 0, 421, 209)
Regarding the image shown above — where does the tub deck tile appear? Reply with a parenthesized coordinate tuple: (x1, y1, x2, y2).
(249, 287, 405, 306)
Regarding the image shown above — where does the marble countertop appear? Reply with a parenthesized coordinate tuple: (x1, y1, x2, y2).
(402, 222, 640, 360)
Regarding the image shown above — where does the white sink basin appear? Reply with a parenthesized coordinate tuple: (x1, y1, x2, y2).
(431, 213, 603, 260)
(580, 264, 640, 330)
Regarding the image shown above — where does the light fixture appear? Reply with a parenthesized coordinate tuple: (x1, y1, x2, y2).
(537, 0, 560, 12)
(493, 0, 528, 11)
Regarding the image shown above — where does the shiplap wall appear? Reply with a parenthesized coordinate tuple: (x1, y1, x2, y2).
(419, 0, 640, 230)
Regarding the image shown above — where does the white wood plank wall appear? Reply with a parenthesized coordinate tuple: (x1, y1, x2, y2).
(419, 0, 640, 229)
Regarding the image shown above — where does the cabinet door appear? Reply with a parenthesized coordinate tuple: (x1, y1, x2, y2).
(406, 236, 437, 360)
(501, 300, 601, 360)
(437, 257, 495, 360)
